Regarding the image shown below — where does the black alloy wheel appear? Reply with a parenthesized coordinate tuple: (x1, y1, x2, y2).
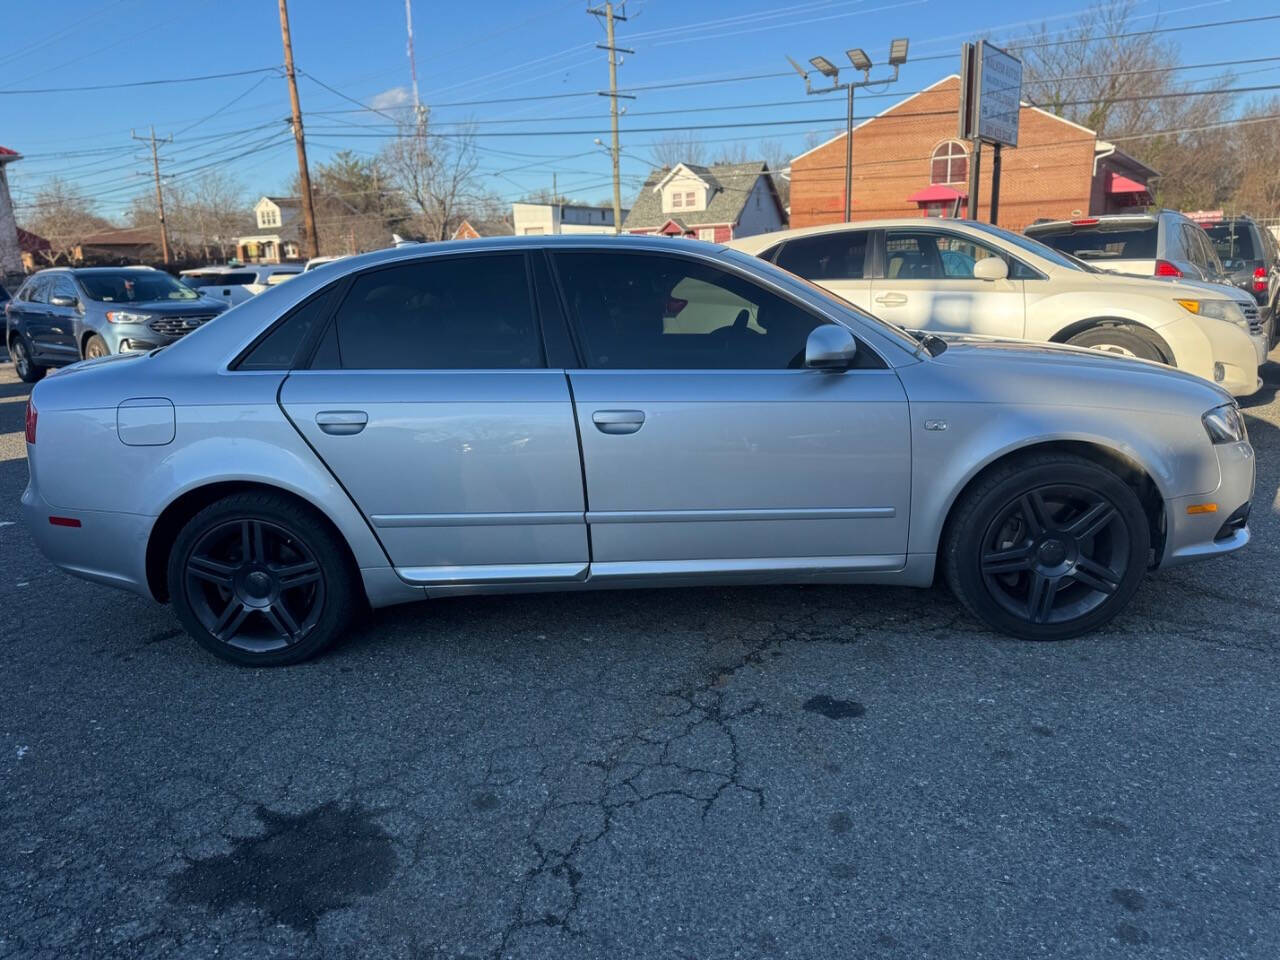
(168, 492, 356, 665)
(979, 485, 1128, 626)
(943, 453, 1150, 640)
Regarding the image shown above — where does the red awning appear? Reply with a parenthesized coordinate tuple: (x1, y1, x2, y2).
(907, 184, 967, 203)
(1107, 172, 1149, 194)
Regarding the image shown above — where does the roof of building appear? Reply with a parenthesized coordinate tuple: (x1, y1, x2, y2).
(261, 196, 301, 209)
(17, 227, 50, 252)
(78, 226, 162, 247)
(622, 161, 778, 231)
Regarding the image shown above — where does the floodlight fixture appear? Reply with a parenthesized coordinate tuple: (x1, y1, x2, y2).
(846, 48, 872, 71)
(809, 56, 838, 78)
(888, 37, 909, 66)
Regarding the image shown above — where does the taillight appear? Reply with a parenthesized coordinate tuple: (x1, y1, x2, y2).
(24, 400, 36, 444)
(1071, 217, 1100, 226)
(1155, 259, 1182, 277)
(1253, 266, 1267, 293)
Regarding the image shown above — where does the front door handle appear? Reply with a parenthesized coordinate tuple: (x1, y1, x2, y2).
(874, 293, 908, 306)
(592, 409, 645, 435)
(315, 410, 368, 436)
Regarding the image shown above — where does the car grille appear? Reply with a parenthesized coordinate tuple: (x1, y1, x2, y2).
(1239, 300, 1262, 335)
(147, 315, 215, 338)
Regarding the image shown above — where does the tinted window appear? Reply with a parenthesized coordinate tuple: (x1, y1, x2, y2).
(79, 271, 198, 302)
(1204, 223, 1258, 267)
(51, 277, 78, 302)
(775, 232, 868, 280)
(1028, 223, 1157, 262)
(554, 252, 825, 370)
(239, 290, 336, 370)
(331, 254, 541, 370)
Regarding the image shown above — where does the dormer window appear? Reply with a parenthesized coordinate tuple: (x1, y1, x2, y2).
(673, 193, 683, 209)
(684, 191, 695, 207)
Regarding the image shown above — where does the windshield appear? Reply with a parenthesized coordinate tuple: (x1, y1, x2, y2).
(963, 221, 1087, 271)
(79, 271, 198, 302)
(1203, 222, 1258, 267)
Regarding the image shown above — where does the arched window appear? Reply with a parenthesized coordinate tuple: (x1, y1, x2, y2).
(931, 141, 968, 185)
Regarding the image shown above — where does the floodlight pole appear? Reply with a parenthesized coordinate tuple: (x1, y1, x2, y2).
(792, 54, 904, 223)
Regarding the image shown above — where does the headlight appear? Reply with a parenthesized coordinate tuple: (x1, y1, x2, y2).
(1202, 402, 1247, 444)
(105, 310, 151, 324)
(1176, 298, 1248, 329)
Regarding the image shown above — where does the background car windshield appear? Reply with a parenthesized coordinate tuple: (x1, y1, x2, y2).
(1203, 223, 1258, 267)
(79, 272, 198, 302)
(1025, 223, 1157, 262)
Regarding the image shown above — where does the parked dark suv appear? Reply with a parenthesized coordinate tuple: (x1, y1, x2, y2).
(1199, 215, 1280, 348)
(4, 267, 227, 382)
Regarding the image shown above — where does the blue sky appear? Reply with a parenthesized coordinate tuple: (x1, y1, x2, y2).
(4, 0, 1276, 222)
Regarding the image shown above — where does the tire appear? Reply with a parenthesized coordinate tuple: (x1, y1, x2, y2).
(1064, 324, 1165, 362)
(82, 334, 110, 360)
(942, 453, 1150, 641)
(9, 336, 46, 383)
(166, 492, 357, 666)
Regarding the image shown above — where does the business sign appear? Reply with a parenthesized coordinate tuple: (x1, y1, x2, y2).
(958, 40, 1022, 147)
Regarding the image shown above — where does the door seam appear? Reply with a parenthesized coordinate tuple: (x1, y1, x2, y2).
(563, 370, 595, 564)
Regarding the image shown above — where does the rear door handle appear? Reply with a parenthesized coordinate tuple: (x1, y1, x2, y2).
(874, 293, 908, 306)
(592, 409, 645, 435)
(315, 410, 368, 436)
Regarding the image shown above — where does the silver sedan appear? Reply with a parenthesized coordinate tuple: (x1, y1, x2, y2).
(20, 236, 1254, 665)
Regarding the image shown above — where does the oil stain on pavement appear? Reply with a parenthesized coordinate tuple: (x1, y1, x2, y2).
(803, 695, 866, 719)
(168, 801, 395, 931)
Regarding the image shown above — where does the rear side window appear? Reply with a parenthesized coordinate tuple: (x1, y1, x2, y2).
(775, 232, 868, 280)
(238, 289, 337, 370)
(328, 254, 542, 370)
(24, 278, 50, 303)
(1030, 224, 1157, 262)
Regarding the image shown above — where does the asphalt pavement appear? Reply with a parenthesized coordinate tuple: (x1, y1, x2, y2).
(1, 355, 1278, 959)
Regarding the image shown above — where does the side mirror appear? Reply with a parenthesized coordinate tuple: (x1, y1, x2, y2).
(805, 325, 858, 370)
(973, 256, 1009, 281)
(49, 294, 78, 308)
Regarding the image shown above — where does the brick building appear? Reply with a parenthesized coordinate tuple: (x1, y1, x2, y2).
(789, 75, 1156, 231)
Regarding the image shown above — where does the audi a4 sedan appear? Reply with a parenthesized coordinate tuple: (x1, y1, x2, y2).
(5, 267, 227, 381)
(20, 236, 1254, 665)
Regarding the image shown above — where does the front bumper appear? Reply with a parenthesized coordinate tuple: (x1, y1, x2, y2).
(21, 479, 156, 599)
(1160, 439, 1255, 568)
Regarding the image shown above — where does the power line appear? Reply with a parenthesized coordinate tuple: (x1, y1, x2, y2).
(0, 66, 281, 96)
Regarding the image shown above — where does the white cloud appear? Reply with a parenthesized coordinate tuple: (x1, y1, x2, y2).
(369, 86, 412, 111)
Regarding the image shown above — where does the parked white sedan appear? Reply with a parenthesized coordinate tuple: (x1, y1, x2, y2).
(729, 220, 1261, 396)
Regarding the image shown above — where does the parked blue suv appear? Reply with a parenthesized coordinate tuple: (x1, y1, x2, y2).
(4, 267, 227, 382)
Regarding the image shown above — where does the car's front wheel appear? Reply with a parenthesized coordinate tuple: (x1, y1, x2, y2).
(83, 334, 110, 359)
(166, 492, 357, 665)
(943, 453, 1150, 640)
(9, 336, 46, 383)
(1064, 324, 1165, 362)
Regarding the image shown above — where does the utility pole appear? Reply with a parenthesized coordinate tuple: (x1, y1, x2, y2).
(278, 0, 320, 259)
(589, 2, 633, 234)
(132, 126, 172, 264)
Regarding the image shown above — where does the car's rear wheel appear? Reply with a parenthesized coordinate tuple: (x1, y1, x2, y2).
(943, 454, 1150, 640)
(83, 334, 110, 359)
(167, 492, 356, 666)
(10, 336, 46, 383)
(1065, 325, 1165, 362)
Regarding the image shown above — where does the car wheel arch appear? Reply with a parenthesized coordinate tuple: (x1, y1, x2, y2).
(1049, 317, 1175, 364)
(934, 438, 1167, 575)
(145, 480, 365, 604)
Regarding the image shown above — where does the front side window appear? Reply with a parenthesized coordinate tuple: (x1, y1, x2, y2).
(884, 231, 1004, 280)
(52, 277, 78, 302)
(930, 141, 968, 185)
(78, 271, 198, 302)
(554, 252, 826, 370)
(23, 277, 50, 303)
(326, 254, 542, 370)
(775, 232, 868, 280)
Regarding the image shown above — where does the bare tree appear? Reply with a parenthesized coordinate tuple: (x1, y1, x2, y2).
(21, 178, 110, 265)
(1230, 98, 1280, 218)
(647, 131, 707, 170)
(381, 121, 485, 241)
(1009, 0, 1237, 210)
(128, 171, 251, 261)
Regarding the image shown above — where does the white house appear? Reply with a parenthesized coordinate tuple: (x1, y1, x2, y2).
(511, 202, 626, 236)
(235, 196, 302, 263)
(622, 162, 786, 241)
